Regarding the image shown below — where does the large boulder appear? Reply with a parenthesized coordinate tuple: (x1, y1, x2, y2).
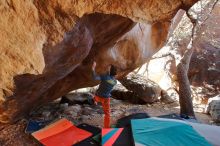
(120, 73, 162, 103)
(111, 84, 129, 101)
(112, 81, 176, 104)
(0, 0, 198, 123)
(60, 92, 94, 105)
(111, 84, 145, 104)
(207, 100, 220, 122)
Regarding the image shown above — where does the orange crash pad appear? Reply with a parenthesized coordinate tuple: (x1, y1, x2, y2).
(32, 118, 92, 146)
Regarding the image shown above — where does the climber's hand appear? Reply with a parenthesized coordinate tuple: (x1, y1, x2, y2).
(92, 61, 96, 70)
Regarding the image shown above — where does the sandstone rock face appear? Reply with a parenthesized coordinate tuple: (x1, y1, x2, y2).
(34, 0, 198, 23)
(0, 0, 198, 123)
(0, 0, 46, 101)
(120, 73, 162, 103)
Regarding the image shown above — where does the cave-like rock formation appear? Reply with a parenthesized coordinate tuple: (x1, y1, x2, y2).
(0, 0, 198, 123)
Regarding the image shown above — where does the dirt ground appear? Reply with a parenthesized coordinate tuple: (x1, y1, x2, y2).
(0, 99, 215, 146)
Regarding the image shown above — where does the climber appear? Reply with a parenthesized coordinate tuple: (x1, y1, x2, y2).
(92, 61, 117, 128)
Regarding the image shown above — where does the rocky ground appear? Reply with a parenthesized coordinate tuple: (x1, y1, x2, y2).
(0, 95, 215, 146)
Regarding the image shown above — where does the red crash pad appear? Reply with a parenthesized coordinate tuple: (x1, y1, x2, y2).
(32, 118, 92, 146)
(102, 128, 123, 146)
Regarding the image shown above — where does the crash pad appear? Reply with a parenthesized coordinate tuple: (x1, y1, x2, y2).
(74, 123, 101, 146)
(102, 128, 134, 146)
(25, 119, 52, 133)
(158, 113, 183, 120)
(92, 133, 101, 144)
(74, 138, 99, 146)
(102, 128, 123, 146)
(77, 123, 101, 136)
(131, 118, 212, 146)
(116, 113, 149, 127)
(32, 118, 92, 146)
(112, 127, 134, 146)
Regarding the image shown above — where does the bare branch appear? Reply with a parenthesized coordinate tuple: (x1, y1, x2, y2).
(151, 52, 175, 60)
(134, 66, 142, 74)
(187, 0, 219, 41)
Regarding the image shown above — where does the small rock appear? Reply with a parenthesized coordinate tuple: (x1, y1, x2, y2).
(60, 103, 69, 109)
(42, 111, 51, 118)
(71, 112, 78, 117)
(209, 120, 214, 124)
(84, 107, 92, 111)
(160, 90, 176, 104)
(83, 109, 92, 115)
(163, 107, 169, 110)
(81, 115, 89, 121)
(72, 105, 82, 112)
(63, 105, 81, 115)
(112, 110, 123, 116)
(124, 112, 130, 116)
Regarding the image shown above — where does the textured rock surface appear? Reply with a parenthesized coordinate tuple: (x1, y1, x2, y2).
(33, 0, 198, 23)
(0, 0, 198, 123)
(61, 93, 94, 105)
(160, 90, 177, 104)
(188, 2, 220, 91)
(111, 84, 144, 104)
(112, 81, 175, 104)
(120, 73, 162, 103)
(207, 100, 220, 122)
